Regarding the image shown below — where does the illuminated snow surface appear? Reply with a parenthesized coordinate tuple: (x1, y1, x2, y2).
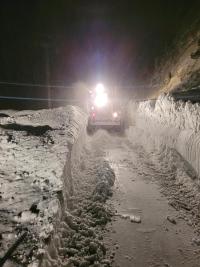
(127, 94, 200, 235)
(0, 107, 116, 267)
(128, 94, 200, 178)
(0, 107, 85, 266)
(1, 95, 200, 267)
(98, 96, 200, 267)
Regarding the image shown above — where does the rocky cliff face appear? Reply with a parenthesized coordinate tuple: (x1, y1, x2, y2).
(150, 19, 200, 97)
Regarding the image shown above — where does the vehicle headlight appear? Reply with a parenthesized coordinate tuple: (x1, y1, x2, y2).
(94, 93, 108, 107)
(95, 83, 105, 94)
(113, 112, 118, 118)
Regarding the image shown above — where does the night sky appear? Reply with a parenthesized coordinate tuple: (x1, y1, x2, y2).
(0, 0, 199, 108)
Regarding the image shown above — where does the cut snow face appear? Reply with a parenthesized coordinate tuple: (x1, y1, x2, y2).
(0, 107, 116, 267)
(126, 94, 200, 235)
(40, 130, 116, 267)
(0, 106, 87, 265)
(127, 94, 200, 179)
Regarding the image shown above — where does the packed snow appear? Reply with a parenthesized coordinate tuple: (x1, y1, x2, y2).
(0, 107, 116, 267)
(1, 94, 200, 266)
(0, 106, 87, 266)
(127, 94, 200, 180)
(126, 94, 200, 237)
(40, 131, 116, 267)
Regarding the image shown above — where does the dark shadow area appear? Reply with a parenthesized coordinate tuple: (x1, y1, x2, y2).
(0, 123, 52, 136)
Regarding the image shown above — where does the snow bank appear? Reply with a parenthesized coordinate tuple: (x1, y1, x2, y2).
(0, 106, 87, 266)
(127, 94, 200, 180)
(137, 95, 200, 132)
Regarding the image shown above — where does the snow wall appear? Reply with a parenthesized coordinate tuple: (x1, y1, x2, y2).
(0, 106, 87, 266)
(127, 95, 200, 181)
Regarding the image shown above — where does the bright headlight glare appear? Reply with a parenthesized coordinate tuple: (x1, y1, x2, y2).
(113, 112, 118, 118)
(95, 83, 105, 94)
(94, 93, 108, 107)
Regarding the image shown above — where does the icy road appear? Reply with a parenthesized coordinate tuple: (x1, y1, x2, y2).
(89, 130, 200, 267)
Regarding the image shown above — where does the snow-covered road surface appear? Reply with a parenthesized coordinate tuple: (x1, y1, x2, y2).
(90, 130, 200, 267)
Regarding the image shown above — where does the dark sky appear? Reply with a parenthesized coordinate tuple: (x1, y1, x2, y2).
(0, 0, 199, 105)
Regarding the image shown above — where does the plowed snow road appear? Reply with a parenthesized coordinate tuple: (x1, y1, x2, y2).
(90, 130, 200, 267)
